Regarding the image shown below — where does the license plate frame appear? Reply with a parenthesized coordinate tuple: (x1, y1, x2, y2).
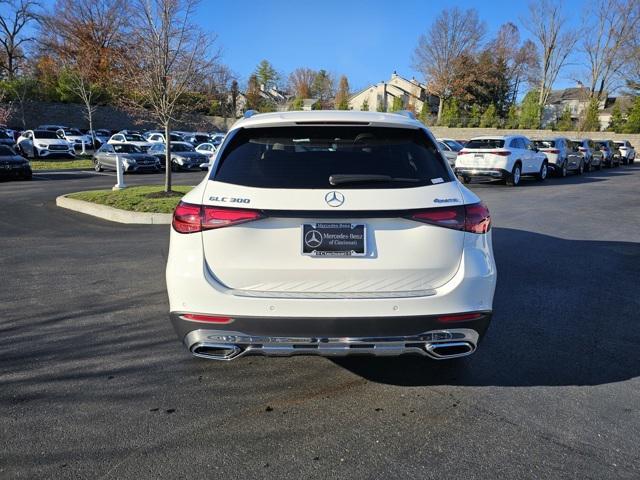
(301, 223, 366, 257)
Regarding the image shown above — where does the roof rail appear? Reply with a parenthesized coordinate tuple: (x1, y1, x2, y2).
(395, 110, 416, 120)
(243, 110, 258, 119)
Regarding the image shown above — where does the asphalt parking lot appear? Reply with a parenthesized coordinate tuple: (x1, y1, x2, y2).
(1, 166, 639, 479)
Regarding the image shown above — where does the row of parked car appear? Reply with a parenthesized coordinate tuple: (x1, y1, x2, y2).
(0, 125, 226, 180)
(7, 125, 224, 159)
(436, 136, 636, 186)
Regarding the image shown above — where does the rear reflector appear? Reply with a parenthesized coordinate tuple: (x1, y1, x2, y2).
(180, 314, 233, 324)
(409, 202, 490, 234)
(173, 202, 263, 233)
(438, 312, 484, 323)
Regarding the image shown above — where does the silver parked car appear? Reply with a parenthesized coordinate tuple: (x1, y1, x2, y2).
(613, 140, 635, 165)
(532, 137, 575, 176)
(93, 143, 161, 173)
(570, 138, 600, 171)
(593, 140, 620, 168)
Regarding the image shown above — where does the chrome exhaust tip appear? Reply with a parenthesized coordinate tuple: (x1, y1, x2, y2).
(425, 341, 475, 359)
(191, 343, 243, 361)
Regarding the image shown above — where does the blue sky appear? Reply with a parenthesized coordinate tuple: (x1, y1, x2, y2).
(204, 0, 586, 91)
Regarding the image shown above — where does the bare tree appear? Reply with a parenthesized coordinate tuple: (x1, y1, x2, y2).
(581, 0, 640, 99)
(288, 67, 316, 99)
(0, 0, 39, 79)
(413, 7, 485, 123)
(59, 66, 99, 147)
(523, 0, 577, 108)
(491, 23, 540, 104)
(124, 0, 218, 192)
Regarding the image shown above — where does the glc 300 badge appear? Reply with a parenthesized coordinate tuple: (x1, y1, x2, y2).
(325, 191, 344, 207)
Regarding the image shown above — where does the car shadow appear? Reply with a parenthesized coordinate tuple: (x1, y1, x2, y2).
(467, 163, 637, 188)
(332, 227, 640, 387)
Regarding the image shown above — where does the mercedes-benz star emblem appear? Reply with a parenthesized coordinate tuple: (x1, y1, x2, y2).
(304, 230, 323, 248)
(325, 191, 345, 207)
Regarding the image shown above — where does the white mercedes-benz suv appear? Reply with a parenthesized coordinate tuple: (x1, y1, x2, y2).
(166, 111, 496, 361)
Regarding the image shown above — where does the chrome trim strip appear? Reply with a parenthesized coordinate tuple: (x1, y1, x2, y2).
(184, 328, 478, 361)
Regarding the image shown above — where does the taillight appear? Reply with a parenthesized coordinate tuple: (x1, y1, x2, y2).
(493, 150, 511, 156)
(578, 147, 586, 151)
(459, 149, 469, 155)
(172, 202, 201, 233)
(172, 201, 263, 233)
(464, 202, 491, 234)
(202, 206, 263, 229)
(409, 202, 490, 234)
(544, 149, 560, 154)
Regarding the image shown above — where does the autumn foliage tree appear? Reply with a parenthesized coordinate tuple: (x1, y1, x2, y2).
(334, 75, 349, 110)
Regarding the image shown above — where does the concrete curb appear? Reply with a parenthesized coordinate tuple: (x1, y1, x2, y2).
(56, 194, 172, 224)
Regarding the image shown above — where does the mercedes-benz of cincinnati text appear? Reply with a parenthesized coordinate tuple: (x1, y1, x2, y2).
(166, 111, 497, 361)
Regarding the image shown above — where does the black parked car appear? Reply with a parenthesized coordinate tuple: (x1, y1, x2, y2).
(147, 141, 208, 171)
(0, 145, 32, 180)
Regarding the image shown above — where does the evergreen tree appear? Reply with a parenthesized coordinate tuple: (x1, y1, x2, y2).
(312, 69, 334, 108)
(580, 98, 600, 132)
(623, 96, 640, 134)
(290, 97, 304, 111)
(391, 96, 404, 112)
(467, 104, 481, 128)
(480, 104, 498, 128)
(419, 100, 429, 123)
(254, 60, 279, 90)
(334, 75, 350, 110)
(519, 90, 541, 129)
(608, 104, 625, 132)
(556, 107, 573, 131)
(440, 98, 460, 127)
(376, 100, 386, 112)
(505, 104, 519, 129)
(361, 99, 369, 111)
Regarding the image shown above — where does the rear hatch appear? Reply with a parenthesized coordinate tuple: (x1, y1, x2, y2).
(200, 124, 465, 296)
(457, 138, 509, 168)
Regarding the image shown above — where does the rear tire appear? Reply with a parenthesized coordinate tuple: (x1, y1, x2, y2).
(596, 161, 602, 170)
(577, 160, 584, 175)
(506, 163, 521, 186)
(560, 161, 568, 177)
(94, 160, 103, 172)
(536, 161, 548, 181)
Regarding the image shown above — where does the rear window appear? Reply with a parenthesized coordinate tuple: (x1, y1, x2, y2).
(212, 126, 450, 189)
(614, 141, 625, 147)
(533, 140, 556, 148)
(465, 138, 505, 149)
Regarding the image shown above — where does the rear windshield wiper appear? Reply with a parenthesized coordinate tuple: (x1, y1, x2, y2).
(329, 174, 419, 186)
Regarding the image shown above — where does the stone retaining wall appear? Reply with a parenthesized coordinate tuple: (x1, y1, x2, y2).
(430, 126, 640, 145)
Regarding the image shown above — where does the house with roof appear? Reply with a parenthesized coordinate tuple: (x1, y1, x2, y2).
(541, 87, 594, 128)
(598, 96, 634, 130)
(348, 71, 439, 115)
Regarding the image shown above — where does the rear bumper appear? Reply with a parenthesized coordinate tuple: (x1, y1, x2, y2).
(172, 312, 491, 360)
(455, 167, 509, 179)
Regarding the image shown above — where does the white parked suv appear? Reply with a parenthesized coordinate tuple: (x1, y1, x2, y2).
(108, 133, 152, 152)
(16, 129, 76, 158)
(166, 110, 497, 361)
(455, 135, 548, 186)
(614, 140, 635, 165)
